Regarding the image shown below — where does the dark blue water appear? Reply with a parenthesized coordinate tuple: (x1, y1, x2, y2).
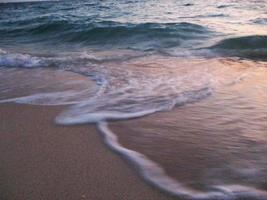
(1, 1, 267, 199)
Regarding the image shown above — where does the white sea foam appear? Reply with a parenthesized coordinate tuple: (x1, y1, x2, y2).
(98, 122, 267, 200)
(55, 87, 212, 124)
(0, 52, 44, 68)
(0, 49, 6, 54)
(1, 50, 267, 199)
(0, 91, 81, 105)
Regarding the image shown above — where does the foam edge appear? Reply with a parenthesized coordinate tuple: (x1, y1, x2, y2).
(96, 121, 267, 200)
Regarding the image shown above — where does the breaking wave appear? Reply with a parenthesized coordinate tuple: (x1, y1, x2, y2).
(0, 20, 210, 50)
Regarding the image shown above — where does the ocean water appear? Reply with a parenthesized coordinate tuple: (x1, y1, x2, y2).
(0, 0, 267, 199)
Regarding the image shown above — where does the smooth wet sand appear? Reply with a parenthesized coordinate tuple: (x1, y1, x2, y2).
(0, 103, 176, 200)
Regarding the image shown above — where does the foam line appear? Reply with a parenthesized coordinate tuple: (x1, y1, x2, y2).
(97, 121, 267, 200)
(0, 91, 81, 105)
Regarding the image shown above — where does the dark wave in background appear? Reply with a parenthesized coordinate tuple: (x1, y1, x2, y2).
(0, 0, 210, 51)
(0, 20, 210, 49)
(211, 35, 267, 61)
(1, 16, 267, 61)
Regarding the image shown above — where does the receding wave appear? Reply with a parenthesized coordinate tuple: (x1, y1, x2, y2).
(211, 35, 267, 61)
(98, 122, 267, 200)
(2, 48, 267, 199)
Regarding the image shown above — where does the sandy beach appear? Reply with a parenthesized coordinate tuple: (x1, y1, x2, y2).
(0, 103, 176, 200)
(1, 1, 267, 199)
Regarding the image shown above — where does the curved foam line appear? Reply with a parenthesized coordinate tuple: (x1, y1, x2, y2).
(97, 121, 267, 200)
(2, 86, 267, 199)
(55, 87, 213, 124)
(56, 109, 163, 124)
(0, 91, 82, 105)
(1, 57, 267, 198)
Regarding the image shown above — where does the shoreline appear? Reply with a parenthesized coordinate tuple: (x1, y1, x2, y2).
(0, 103, 176, 200)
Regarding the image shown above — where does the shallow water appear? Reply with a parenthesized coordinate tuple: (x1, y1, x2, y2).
(1, 0, 267, 199)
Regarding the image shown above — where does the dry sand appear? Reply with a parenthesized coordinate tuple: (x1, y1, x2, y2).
(0, 103, 176, 200)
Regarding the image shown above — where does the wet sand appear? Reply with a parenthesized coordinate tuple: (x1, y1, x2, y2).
(0, 103, 176, 200)
(110, 77, 267, 193)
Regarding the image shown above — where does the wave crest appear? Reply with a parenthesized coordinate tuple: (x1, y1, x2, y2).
(0, 20, 210, 49)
